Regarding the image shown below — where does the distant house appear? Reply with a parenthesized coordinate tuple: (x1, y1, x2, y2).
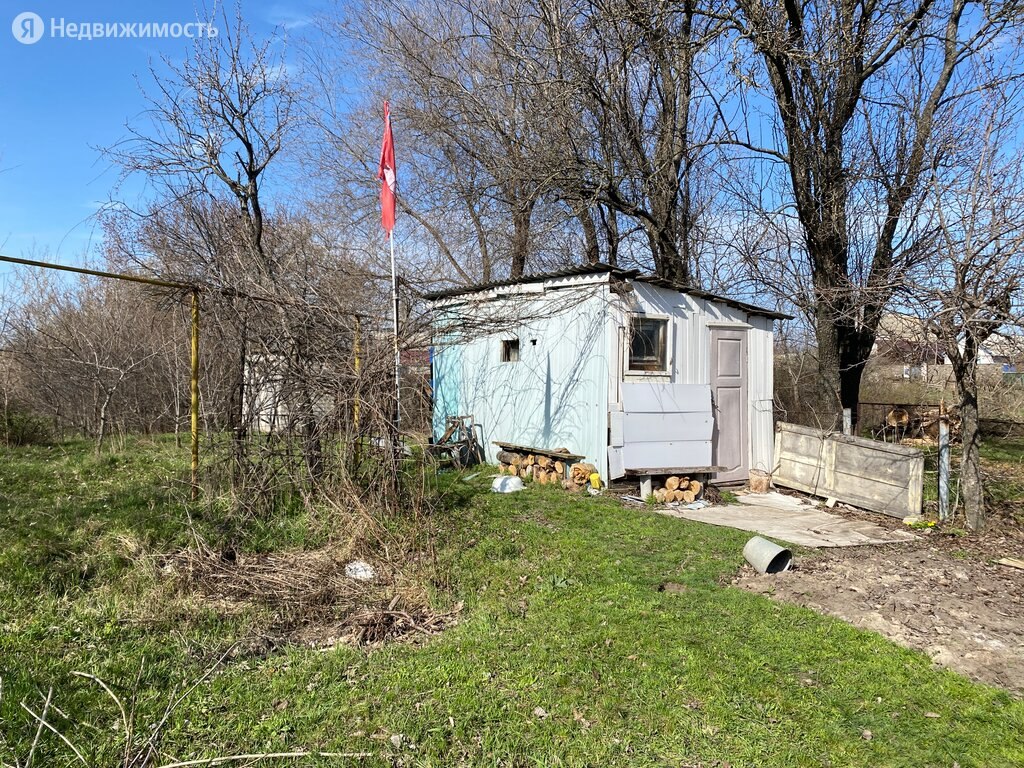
(870, 313, 946, 381)
(424, 264, 789, 484)
(871, 312, 1024, 378)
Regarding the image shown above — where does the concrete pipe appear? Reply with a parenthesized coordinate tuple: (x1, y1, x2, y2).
(743, 536, 793, 574)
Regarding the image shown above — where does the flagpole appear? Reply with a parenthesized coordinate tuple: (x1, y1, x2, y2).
(390, 233, 401, 437)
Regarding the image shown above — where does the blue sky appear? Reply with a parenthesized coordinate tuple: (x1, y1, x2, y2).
(0, 1, 321, 266)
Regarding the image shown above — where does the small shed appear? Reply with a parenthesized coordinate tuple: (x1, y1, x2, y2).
(425, 264, 789, 484)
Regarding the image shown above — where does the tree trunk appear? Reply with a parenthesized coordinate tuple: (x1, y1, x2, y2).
(510, 199, 535, 279)
(812, 305, 843, 429)
(578, 207, 600, 265)
(955, 336, 985, 530)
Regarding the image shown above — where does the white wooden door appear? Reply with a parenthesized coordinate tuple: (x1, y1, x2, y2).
(710, 328, 748, 483)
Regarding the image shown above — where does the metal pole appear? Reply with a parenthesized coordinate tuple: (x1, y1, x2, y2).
(389, 235, 401, 437)
(190, 289, 200, 501)
(353, 315, 361, 432)
(938, 415, 950, 522)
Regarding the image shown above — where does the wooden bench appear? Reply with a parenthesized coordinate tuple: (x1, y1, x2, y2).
(625, 466, 725, 499)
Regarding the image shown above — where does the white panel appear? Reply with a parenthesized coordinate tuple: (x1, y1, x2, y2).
(610, 410, 624, 447)
(621, 382, 711, 413)
(621, 411, 713, 442)
(622, 440, 713, 469)
(608, 446, 625, 478)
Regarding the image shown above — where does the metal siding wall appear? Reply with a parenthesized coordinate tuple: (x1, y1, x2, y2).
(610, 283, 713, 472)
(628, 284, 776, 475)
(747, 316, 776, 472)
(431, 288, 611, 474)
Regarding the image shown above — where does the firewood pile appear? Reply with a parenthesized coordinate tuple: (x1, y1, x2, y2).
(649, 476, 704, 503)
(496, 448, 597, 490)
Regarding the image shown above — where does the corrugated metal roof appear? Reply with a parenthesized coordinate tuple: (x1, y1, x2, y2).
(423, 262, 792, 320)
(636, 276, 793, 320)
(420, 262, 637, 300)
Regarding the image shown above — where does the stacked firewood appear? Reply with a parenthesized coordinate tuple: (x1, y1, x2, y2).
(497, 449, 567, 486)
(650, 476, 703, 503)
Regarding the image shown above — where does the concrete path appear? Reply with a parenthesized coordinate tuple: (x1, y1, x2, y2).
(660, 491, 918, 548)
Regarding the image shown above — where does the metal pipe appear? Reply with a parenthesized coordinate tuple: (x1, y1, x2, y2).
(0, 253, 192, 289)
(353, 315, 361, 432)
(938, 416, 950, 521)
(190, 289, 200, 501)
(389, 235, 401, 436)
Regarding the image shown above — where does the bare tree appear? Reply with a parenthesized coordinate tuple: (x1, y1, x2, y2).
(106, 2, 299, 472)
(725, 0, 1024, 426)
(537, 0, 728, 282)
(911, 93, 1024, 529)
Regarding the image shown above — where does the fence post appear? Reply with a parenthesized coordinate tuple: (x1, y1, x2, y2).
(842, 408, 852, 436)
(938, 415, 950, 522)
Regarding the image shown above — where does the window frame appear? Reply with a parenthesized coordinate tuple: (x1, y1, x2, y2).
(625, 314, 672, 376)
(501, 337, 520, 363)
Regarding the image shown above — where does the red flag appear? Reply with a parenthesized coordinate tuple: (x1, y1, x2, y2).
(377, 101, 397, 237)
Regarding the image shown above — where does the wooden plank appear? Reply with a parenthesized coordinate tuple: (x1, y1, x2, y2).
(621, 410, 713, 443)
(997, 557, 1024, 571)
(492, 441, 585, 460)
(621, 382, 711, 414)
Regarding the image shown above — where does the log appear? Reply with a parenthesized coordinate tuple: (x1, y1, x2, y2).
(537, 471, 549, 485)
(498, 463, 509, 474)
(496, 450, 520, 465)
(665, 476, 681, 491)
(681, 490, 695, 503)
(536, 455, 553, 469)
(654, 488, 667, 503)
(525, 454, 536, 466)
(554, 460, 565, 475)
(688, 481, 703, 497)
(670, 490, 684, 502)
(510, 454, 523, 466)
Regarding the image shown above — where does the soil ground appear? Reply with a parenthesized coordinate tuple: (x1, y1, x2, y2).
(737, 504, 1024, 695)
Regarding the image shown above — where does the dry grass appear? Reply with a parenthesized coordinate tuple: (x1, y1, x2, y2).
(157, 543, 458, 650)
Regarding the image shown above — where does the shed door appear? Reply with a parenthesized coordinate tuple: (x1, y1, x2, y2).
(710, 328, 748, 483)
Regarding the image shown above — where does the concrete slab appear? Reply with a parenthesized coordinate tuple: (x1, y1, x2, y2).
(659, 491, 918, 548)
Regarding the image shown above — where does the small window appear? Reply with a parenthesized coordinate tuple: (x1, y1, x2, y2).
(501, 338, 520, 363)
(628, 316, 668, 372)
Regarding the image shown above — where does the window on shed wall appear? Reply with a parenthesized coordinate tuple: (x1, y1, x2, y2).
(628, 316, 668, 372)
(501, 338, 520, 363)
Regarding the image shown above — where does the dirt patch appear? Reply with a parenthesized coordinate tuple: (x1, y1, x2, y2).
(736, 540, 1024, 694)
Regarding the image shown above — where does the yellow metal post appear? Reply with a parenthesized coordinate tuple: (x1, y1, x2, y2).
(190, 289, 200, 501)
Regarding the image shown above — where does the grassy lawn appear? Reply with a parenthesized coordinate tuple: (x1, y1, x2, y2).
(1, 439, 1022, 767)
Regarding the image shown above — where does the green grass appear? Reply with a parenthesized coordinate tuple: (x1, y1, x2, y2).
(1, 440, 1023, 766)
